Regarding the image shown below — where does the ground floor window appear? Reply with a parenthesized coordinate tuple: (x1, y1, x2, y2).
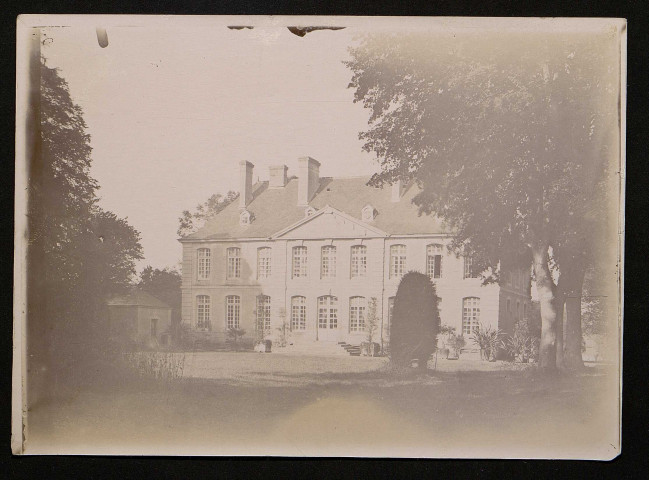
(197, 295, 211, 330)
(318, 296, 338, 329)
(291, 296, 306, 330)
(226, 295, 240, 329)
(256, 295, 271, 332)
(349, 296, 366, 332)
(462, 297, 480, 335)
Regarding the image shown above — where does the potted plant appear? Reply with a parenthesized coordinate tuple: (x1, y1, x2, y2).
(470, 324, 506, 361)
(226, 327, 246, 351)
(446, 333, 465, 360)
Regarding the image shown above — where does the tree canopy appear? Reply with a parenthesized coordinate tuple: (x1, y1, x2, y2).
(177, 191, 238, 237)
(28, 57, 143, 397)
(346, 32, 620, 369)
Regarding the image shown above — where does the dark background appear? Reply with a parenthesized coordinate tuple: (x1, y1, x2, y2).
(1, 1, 646, 478)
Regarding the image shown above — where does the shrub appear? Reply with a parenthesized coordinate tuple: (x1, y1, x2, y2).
(227, 328, 246, 350)
(390, 271, 440, 370)
(505, 317, 541, 363)
(123, 351, 186, 382)
(446, 333, 466, 358)
(470, 324, 506, 361)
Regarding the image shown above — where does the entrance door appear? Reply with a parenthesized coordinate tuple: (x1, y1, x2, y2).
(317, 296, 338, 341)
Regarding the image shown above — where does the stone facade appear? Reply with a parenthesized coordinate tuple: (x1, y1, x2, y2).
(179, 158, 531, 349)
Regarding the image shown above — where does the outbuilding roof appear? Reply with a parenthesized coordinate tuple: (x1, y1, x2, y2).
(181, 176, 447, 241)
(106, 290, 171, 309)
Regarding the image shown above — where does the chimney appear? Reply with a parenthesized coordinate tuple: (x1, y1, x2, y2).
(391, 179, 404, 202)
(239, 161, 254, 208)
(297, 156, 320, 206)
(268, 164, 288, 188)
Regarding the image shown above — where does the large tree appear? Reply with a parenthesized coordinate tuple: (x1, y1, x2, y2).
(346, 31, 619, 370)
(27, 57, 143, 397)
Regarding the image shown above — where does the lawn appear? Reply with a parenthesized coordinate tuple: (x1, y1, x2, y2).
(24, 352, 620, 458)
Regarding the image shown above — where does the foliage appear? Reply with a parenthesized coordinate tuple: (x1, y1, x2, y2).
(446, 333, 466, 358)
(28, 57, 143, 396)
(390, 271, 440, 369)
(345, 32, 618, 369)
(177, 191, 238, 237)
(275, 308, 289, 347)
(470, 324, 506, 361)
(123, 352, 186, 382)
(227, 328, 246, 349)
(365, 297, 379, 344)
(505, 319, 539, 363)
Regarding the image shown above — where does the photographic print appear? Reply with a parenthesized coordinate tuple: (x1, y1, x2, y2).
(13, 15, 625, 458)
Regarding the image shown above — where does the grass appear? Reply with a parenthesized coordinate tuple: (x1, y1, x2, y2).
(23, 352, 620, 458)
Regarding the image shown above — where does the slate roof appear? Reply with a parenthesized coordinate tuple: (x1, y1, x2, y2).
(106, 290, 171, 309)
(182, 176, 447, 241)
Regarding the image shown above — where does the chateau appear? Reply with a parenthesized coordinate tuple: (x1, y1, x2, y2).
(179, 157, 531, 350)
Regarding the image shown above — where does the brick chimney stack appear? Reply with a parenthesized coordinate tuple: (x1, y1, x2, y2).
(268, 164, 288, 188)
(239, 161, 254, 208)
(297, 156, 320, 206)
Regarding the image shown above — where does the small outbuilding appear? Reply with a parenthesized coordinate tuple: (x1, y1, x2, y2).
(106, 290, 173, 348)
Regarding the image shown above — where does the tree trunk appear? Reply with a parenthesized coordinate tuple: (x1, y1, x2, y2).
(554, 293, 566, 369)
(532, 243, 558, 370)
(556, 256, 587, 370)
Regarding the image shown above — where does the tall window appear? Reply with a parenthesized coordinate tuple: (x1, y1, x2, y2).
(426, 244, 443, 279)
(257, 247, 271, 279)
(256, 295, 271, 331)
(321, 246, 337, 278)
(197, 248, 211, 280)
(318, 296, 338, 329)
(464, 256, 478, 279)
(226, 295, 240, 329)
(462, 297, 480, 335)
(227, 247, 241, 279)
(350, 245, 367, 278)
(387, 297, 395, 337)
(390, 245, 407, 278)
(197, 295, 211, 330)
(516, 301, 521, 321)
(291, 296, 306, 331)
(292, 246, 308, 278)
(349, 297, 366, 332)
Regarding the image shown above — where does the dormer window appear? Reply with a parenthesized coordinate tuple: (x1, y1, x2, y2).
(361, 204, 376, 222)
(304, 206, 316, 218)
(239, 209, 253, 226)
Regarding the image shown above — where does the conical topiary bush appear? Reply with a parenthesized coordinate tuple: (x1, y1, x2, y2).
(390, 271, 440, 370)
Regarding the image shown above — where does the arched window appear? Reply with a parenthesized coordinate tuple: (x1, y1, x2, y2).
(350, 245, 367, 278)
(462, 297, 480, 335)
(227, 247, 241, 279)
(197, 248, 211, 280)
(390, 245, 406, 278)
(292, 246, 308, 278)
(321, 245, 336, 278)
(318, 296, 338, 330)
(257, 247, 271, 279)
(226, 295, 240, 329)
(256, 295, 271, 332)
(426, 244, 443, 279)
(239, 209, 252, 226)
(291, 296, 307, 331)
(349, 297, 366, 332)
(196, 295, 211, 330)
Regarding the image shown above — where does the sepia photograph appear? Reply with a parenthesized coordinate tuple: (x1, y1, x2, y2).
(13, 15, 625, 458)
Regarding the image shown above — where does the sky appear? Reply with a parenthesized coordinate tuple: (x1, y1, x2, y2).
(41, 25, 376, 271)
